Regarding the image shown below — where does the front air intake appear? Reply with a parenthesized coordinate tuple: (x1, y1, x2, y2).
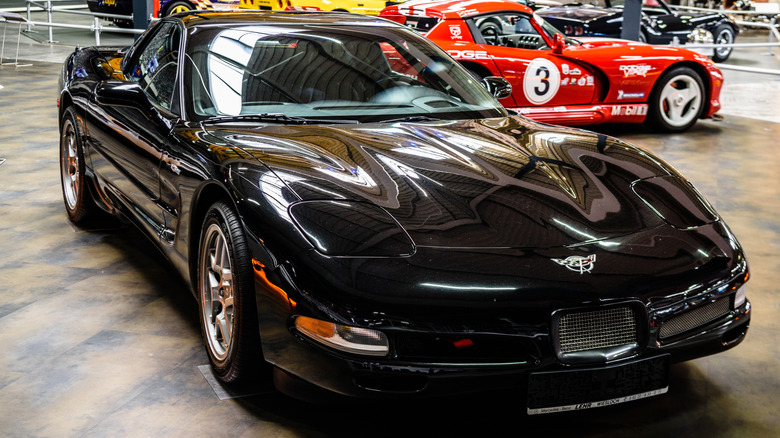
(659, 298, 730, 339)
(552, 302, 646, 364)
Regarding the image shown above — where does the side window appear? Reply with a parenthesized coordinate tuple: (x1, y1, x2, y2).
(474, 14, 549, 50)
(128, 22, 181, 113)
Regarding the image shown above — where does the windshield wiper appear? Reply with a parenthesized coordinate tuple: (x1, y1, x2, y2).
(380, 115, 442, 124)
(206, 114, 358, 125)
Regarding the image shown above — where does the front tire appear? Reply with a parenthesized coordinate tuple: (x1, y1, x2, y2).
(711, 25, 735, 62)
(60, 107, 96, 224)
(198, 201, 260, 383)
(645, 66, 705, 133)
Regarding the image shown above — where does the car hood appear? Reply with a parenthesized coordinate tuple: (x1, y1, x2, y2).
(205, 116, 696, 250)
(557, 37, 701, 66)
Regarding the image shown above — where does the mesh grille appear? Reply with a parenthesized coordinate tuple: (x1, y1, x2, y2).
(659, 298, 730, 339)
(558, 307, 638, 354)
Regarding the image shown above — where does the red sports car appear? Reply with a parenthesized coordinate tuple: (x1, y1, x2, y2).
(380, 0, 723, 132)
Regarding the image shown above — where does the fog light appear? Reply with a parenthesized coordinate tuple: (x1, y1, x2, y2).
(734, 284, 747, 308)
(295, 316, 389, 356)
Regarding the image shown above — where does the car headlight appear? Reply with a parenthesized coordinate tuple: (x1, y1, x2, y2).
(688, 28, 714, 45)
(289, 200, 415, 257)
(734, 283, 747, 308)
(295, 316, 389, 356)
(632, 175, 718, 229)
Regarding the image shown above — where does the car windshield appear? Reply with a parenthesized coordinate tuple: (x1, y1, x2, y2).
(183, 22, 507, 123)
(559, 0, 613, 6)
(533, 13, 582, 45)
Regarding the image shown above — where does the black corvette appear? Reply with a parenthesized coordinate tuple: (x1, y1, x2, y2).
(536, 0, 739, 62)
(58, 11, 750, 413)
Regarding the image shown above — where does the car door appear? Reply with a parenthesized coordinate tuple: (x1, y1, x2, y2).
(85, 21, 182, 241)
(469, 12, 597, 108)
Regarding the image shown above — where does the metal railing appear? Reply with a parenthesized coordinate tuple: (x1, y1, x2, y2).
(23, 0, 143, 45)
(664, 3, 780, 75)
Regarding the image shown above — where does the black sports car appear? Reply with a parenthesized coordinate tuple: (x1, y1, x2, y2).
(58, 11, 750, 413)
(536, 0, 739, 62)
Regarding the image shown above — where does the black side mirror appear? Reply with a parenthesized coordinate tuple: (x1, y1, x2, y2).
(94, 80, 156, 118)
(482, 76, 513, 100)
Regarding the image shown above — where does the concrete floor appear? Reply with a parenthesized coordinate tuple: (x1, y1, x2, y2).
(1, 10, 780, 437)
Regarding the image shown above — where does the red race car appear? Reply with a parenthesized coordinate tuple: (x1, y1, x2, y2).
(380, 0, 723, 132)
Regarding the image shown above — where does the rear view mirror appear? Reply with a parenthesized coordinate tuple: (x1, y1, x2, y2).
(482, 76, 512, 100)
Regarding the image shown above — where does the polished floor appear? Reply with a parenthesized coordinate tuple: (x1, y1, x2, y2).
(1, 15, 780, 438)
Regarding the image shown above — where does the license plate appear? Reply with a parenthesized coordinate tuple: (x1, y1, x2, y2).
(103, 0, 116, 6)
(527, 355, 669, 415)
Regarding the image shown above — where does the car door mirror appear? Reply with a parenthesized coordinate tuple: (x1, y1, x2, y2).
(482, 76, 513, 100)
(552, 33, 566, 54)
(95, 80, 156, 118)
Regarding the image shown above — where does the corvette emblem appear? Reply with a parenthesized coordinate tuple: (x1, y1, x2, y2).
(552, 254, 597, 274)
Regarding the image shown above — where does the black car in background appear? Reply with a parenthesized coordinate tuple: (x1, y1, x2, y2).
(536, 0, 739, 61)
(58, 10, 750, 413)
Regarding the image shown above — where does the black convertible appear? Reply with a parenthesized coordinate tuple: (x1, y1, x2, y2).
(536, 0, 739, 62)
(58, 11, 750, 413)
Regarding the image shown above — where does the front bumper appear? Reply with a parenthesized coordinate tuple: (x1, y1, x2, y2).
(263, 299, 750, 401)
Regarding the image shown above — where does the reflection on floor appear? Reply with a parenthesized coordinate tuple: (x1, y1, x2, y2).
(1, 58, 779, 437)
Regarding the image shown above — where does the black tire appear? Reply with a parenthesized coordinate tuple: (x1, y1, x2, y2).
(645, 66, 705, 133)
(197, 201, 260, 383)
(464, 65, 485, 82)
(711, 24, 735, 62)
(163, 0, 193, 16)
(59, 107, 97, 224)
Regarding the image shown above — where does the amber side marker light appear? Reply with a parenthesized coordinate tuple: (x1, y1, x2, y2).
(295, 316, 389, 357)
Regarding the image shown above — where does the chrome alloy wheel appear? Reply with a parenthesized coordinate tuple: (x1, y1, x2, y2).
(659, 74, 702, 129)
(60, 118, 80, 211)
(714, 28, 734, 61)
(200, 223, 235, 362)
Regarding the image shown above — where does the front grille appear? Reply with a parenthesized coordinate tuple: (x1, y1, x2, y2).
(659, 298, 730, 339)
(558, 306, 638, 354)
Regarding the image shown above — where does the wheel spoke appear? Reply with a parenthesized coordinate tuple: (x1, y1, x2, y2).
(661, 81, 676, 98)
(217, 312, 231, 346)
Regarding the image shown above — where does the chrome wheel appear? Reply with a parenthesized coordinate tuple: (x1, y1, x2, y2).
(197, 202, 261, 383)
(200, 222, 235, 362)
(60, 118, 79, 211)
(59, 107, 96, 223)
(713, 26, 734, 62)
(658, 74, 702, 129)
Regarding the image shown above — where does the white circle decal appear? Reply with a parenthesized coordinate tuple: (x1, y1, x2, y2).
(523, 58, 560, 105)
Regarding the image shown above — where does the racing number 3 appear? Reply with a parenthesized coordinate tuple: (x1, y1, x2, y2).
(523, 58, 560, 105)
(534, 66, 550, 96)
